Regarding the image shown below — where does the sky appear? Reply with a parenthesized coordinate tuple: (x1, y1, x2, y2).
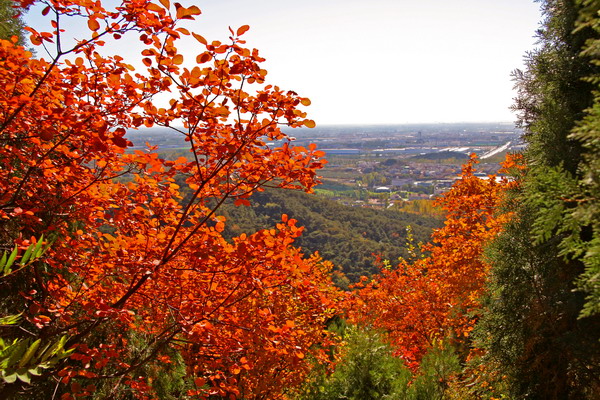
(25, 0, 543, 125)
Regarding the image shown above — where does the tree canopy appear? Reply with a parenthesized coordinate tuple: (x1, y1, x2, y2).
(477, 1, 600, 398)
(0, 1, 337, 398)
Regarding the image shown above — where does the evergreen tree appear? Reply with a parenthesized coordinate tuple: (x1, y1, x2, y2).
(0, 0, 25, 44)
(478, 0, 600, 398)
(292, 325, 460, 400)
(568, 0, 600, 318)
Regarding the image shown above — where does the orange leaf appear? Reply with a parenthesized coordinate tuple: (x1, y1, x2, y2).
(172, 54, 184, 65)
(234, 198, 250, 207)
(88, 18, 100, 32)
(30, 34, 42, 46)
(176, 5, 201, 19)
(192, 32, 207, 45)
(194, 377, 206, 387)
(147, 3, 163, 12)
(303, 120, 316, 128)
(236, 25, 250, 36)
(196, 52, 211, 64)
(187, 5, 201, 15)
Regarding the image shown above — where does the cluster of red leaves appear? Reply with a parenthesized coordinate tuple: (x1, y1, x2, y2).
(0, 1, 338, 398)
(346, 154, 520, 371)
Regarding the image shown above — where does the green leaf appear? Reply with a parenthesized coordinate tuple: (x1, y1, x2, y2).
(39, 339, 61, 363)
(18, 339, 41, 368)
(32, 234, 44, 261)
(6, 340, 28, 369)
(34, 341, 53, 361)
(0, 313, 22, 326)
(16, 368, 31, 384)
(28, 366, 42, 376)
(40, 335, 72, 363)
(20, 243, 34, 265)
(33, 235, 50, 262)
(5, 246, 18, 272)
(2, 371, 17, 383)
(0, 251, 7, 270)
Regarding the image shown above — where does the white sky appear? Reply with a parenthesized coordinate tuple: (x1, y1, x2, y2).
(25, 0, 543, 125)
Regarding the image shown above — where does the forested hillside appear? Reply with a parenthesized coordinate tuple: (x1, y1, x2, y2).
(218, 189, 441, 283)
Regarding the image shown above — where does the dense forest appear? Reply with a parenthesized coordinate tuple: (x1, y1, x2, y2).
(1, 0, 600, 399)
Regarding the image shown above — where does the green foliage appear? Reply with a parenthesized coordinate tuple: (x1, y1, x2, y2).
(511, 0, 596, 173)
(0, 236, 48, 278)
(0, 0, 26, 45)
(409, 344, 461, 400)
(478, 200, 600, 399)
(88, 330, 192, 400)
(0, 238, 72, 394)
(522, 165, 579, 247)
(478, 2, 600, 398)
(0, 335, 73, 385)
(566, 0, 600, 318)
(218, 188, 441, 282)
(293, 326, 461, 400)
(394, 199, 443, 217)
(294, 326, 411, 400)
(318, 179, 358, 192)
(570, 117, 600, 317)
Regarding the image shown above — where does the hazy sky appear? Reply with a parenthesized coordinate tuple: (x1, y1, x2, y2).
(25, 0, 543, 125)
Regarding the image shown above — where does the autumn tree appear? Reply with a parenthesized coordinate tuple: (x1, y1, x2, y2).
(477, 0, 600, 398)
(0, 1, 339, 399)
(346, 155, 512, 372)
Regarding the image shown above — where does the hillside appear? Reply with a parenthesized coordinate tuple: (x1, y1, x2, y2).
(218, 188, 442, 283)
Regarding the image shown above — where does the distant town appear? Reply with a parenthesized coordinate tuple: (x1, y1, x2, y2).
(127, 122, 523, 209)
